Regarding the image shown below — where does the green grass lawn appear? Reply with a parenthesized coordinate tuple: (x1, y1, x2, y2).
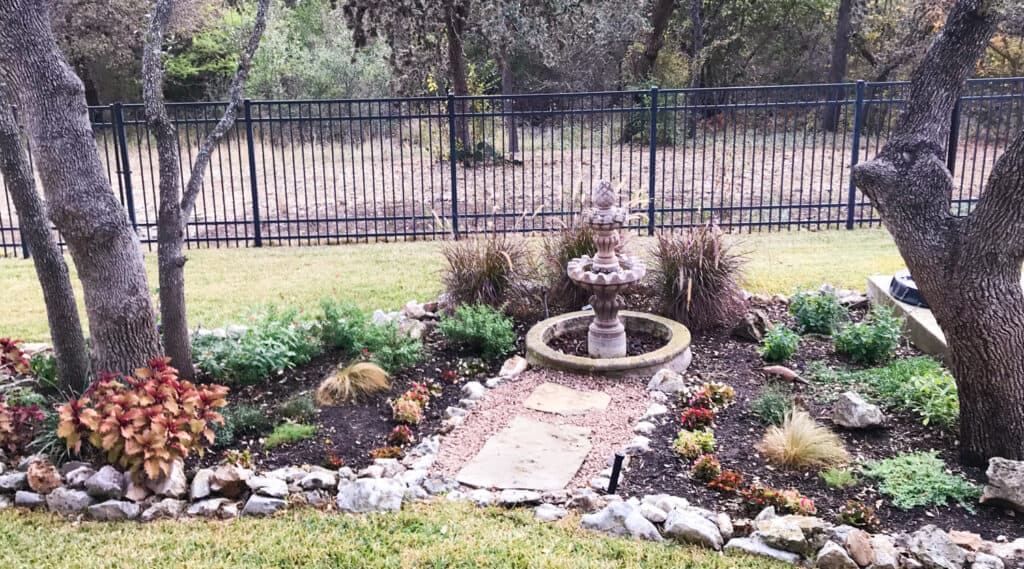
(0, 502, 785, 569)
(0, 228, 904, 341)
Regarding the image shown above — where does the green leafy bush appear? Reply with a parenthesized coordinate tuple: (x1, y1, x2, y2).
(650, 222, 746, 331)
(314, 299, 423, 373)
(215, 403, 273, 448)
(439, 304, 517, 361)
(810, 357, 958, 428)
(820, 467, 860, 489)
(29, 352, 59, 389)
(751, 385, 795, 426)
(834, 307, 902, 364)
(864, 451, 980, 510)
(758, 325, 800, 363)
(789, 290, 848, 335)
(278, 393, 318, 423)
(317, 299, 370, 353)
(358, 322, 423, 372)
(192, 306, 322, 385)
(265, 423, 317, 449)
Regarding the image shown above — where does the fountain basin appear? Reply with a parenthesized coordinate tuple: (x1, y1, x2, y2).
(525, 310, 692, 377)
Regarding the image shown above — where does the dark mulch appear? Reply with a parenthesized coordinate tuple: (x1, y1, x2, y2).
(193, 327, 503, 472)
(548, 327, 668, 357)
(621, 303, 1021, 539)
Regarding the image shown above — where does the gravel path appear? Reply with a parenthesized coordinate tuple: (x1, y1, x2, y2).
(433, 369, 650, 488)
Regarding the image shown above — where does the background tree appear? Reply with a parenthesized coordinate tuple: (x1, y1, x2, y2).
(143, 0, 270, 379)
(0, 98, 90, 391)
(0, 0, 161, 375)
(852, 0, 1024, 463)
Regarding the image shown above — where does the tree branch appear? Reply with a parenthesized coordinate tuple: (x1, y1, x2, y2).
(178, 0, 270, 226)
(964, 127, 1024, 258)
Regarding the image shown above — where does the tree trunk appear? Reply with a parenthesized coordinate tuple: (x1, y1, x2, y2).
(0, 0, 161, 375)
(636, 0, 676, 80)
(143, 0, 270, 379)
(685, 0, 704, 138)
(500, 55, 518, 157)
(823, 0, 854, 131)
(853, 0, 1023, 463)
(446, 1, 470, 150)
(0, 101, 90, 392)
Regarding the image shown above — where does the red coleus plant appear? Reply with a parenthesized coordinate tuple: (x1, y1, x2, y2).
(0, 397, 45, 455)
(56, 358, 228, 482)
(0, 338, 30, 377)
(707, 469, 745, 493)
(680, 406, 715, 430)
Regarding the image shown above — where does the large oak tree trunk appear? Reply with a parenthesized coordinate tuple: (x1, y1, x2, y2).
(853, 0, 1024, 463)
(635, 0, 676, 80)
(446, 1, 470, 149)
(0, 0, 161, 375)
(500, 55, 518, 157)
(0, 101, 90, 391)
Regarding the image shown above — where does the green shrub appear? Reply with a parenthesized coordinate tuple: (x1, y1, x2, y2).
(758, 325, 800, 363)
(789, 290, 848, 335)
(3, 387, 46, 408)
(834, 307, 902, 364)
(192, 306, 322, 385)
(820, 467, 860, 489)
(265, 423, 317, 449)
(28, 352, 59, 390)
(650, 222, 746, 331)
(315, 299, 422, 373)
(751, 385, 795, 426)
(439, 304, 517, 361)
(864, 451, 980, 510)
(278, 393, 318, 423)
(810, 357, 958, 428)
(214, 403, 272, 448)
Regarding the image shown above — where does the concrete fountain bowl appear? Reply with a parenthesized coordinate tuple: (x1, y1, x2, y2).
(525, 310, 692, 378)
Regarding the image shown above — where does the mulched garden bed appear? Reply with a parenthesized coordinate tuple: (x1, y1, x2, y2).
(622, 303, 1021, 539)
(191, 327, 506, 473)
(548, 328, 668, 357)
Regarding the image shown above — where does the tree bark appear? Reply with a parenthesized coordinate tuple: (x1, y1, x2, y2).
(685, 0, 704, 138)
(143, 0, 270, 379)
(446, 0, 470, 149)
(636, 0, 676, 80)
(0, 99, 90, 392)
(853, 0, 1024, 463)
(0, 0, 161, 375)
(823, 0, 854, 131)
(500, 55, 518, 157)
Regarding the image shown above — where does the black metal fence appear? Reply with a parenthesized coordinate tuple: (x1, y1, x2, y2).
(2, 77, 1022, 257)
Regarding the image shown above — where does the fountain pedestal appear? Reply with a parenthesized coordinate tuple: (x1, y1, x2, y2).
(588, 293, 627, 357)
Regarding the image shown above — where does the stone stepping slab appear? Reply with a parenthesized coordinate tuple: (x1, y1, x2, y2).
(523, 382, 612, 416)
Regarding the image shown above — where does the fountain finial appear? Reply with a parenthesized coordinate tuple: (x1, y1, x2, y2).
(592, 180, 616, 210)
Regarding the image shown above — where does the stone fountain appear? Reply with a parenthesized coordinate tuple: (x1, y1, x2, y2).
(525, 180, 693, 377)
(566, 181, 646, 358)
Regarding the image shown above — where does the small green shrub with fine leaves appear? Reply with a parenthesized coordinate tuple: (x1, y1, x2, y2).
(758, 325, 800, 363)
(750, 385, 795, 426)
(315, 299, 422, 373)
(789, 290, 848, 335)
(834, 307, 902, 364)
(820, 467, 861, 489)
(864, 451, 980, 511)
(265, 423, 317, 449)
(214, 403, 272, 448)
(439, 304, 517, 361)
(277, 393, 318, 423)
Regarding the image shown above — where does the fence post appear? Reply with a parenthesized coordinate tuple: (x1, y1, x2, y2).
(243, 99, 262, 247)
(647, 86, 658, 236)
(946, 97, 962, 175)
(845, 81, 865, 230)
(447, 93, 460, 239)
(111, 102, 138, 230)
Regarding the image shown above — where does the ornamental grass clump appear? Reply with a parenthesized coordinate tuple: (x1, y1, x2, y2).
(440, 232, 536, 311)
(757, 409, 850, 469)
(650, 222, 746, 331)
(316, 361, 390, 405)
(540, 222, 597, 310)
(57, 358, 228, 481)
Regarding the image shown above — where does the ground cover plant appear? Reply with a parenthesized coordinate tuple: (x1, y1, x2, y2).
(819, 467, 860, 489)
(264, 423, 317, 449)
(864, 451, 981, 511)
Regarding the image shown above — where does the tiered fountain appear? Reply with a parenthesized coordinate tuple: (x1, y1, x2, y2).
(526, 181, 692, 377)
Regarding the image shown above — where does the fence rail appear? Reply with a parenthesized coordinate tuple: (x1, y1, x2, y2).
(2, 77, 1023, 257)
